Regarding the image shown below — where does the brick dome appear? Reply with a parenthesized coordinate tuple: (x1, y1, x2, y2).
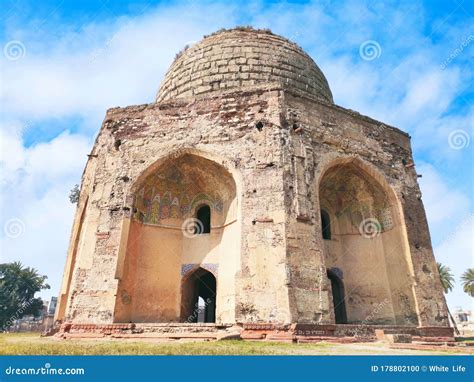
(156, 28, 333, 103)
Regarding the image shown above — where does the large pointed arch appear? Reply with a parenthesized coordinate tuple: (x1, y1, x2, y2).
(317, 156, 418, 325)
(113, 149, 241, 324)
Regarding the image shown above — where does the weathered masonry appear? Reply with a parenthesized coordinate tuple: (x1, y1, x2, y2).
(56, 28, 452, 340)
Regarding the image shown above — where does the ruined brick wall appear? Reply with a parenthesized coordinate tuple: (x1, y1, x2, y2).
(56, 28, 450, 329)
(281, 91, 449, 327)
(156, 29, 333, 104)
(57, 87, 292, 324)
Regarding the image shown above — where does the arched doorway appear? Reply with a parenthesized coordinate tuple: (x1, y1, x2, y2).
(327, 269, 347, 324)
(318, 159, 417, 325)
(181, 268, 217, 323)
(113, 152, 239, 324)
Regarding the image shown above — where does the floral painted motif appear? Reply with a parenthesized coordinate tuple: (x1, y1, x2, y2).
(133, 168, 225, 223)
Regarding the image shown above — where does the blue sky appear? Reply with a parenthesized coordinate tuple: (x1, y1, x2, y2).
(1, 0, 472, 312)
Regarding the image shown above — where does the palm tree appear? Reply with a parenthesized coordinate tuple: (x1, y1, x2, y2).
(436, 262, 459, 335)
(461, 268, 474, 297)
(437, 263, 455, 293)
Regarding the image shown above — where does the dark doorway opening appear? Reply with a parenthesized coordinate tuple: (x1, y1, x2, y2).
(327, 269, 347, 324)
(321, 209, 331, 240)
(195, 205, 211, 234)
(181, 268, 216, 323)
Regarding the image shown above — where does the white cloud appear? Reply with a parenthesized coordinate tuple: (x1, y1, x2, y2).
(0, 124, 26, 180)
(398, 69, 457, 119)
(411, 110, 474, 160)
(0, 126, 90, 299)
(1, 127, 91, 194)
(418, 162, 472, 310)
(0, 2, 240, 300)
(418, 162, 471, 241)
(1, 3, 238, 123)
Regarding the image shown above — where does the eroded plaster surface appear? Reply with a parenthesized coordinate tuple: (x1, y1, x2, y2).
(55, 29, 449, 330)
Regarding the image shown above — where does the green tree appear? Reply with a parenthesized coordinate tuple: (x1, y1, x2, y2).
(437, 262, 455, 293)
(436, 262, 459, 335)
(0, 262, 50, 331)
(69, 184, 80, 204)
(461, 268, 474, 297)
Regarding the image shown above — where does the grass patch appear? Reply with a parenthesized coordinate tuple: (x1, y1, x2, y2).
(0, 333, 465, 356)
(0, 334, 331, 355)
(455, 337, 474, 343)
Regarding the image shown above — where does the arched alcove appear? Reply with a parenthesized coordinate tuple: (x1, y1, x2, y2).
(318, 158, 417, 325)
(113, 152, 238, 323)
(181, 267, 217, 323)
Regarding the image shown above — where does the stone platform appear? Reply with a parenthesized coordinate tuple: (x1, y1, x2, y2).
(56, 322, 454, 344)
(56, 322, 241, 341)
(240, 323, 454, 343)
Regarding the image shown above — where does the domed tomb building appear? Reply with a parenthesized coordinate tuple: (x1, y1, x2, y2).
(56, 28, 452, 340)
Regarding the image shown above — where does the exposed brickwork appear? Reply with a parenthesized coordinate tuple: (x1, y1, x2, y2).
(156, 29, 333, 104)
(239, 324, 454, 342)
(56, 28, 451, 341)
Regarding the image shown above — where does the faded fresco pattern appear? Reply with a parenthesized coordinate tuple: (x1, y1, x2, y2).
(134, 165, 225, 224)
